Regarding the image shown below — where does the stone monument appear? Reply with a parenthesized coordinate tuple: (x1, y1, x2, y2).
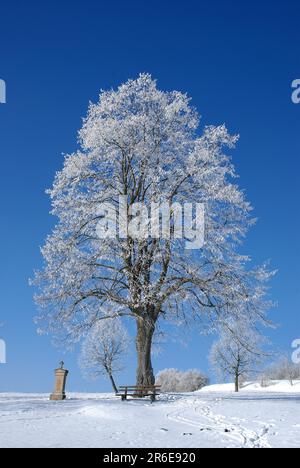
(50, 361, 69, 401)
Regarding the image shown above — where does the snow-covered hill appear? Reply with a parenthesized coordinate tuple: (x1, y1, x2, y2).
(200, 380, 300, 393)
(0, 386, 299, 448)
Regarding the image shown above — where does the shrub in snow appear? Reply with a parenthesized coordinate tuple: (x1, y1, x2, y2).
(156, 368, 209, 392)
(259, 373, 273, 388)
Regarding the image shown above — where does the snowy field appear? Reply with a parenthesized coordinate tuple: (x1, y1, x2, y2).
(0, 382, 299, 448)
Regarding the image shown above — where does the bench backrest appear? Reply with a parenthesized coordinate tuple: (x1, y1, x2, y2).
(119, 385, 161, 390)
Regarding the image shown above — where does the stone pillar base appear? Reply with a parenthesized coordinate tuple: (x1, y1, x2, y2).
(50, 393, 67, 401)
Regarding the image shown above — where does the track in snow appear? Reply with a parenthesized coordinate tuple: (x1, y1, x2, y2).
(167, 396, 272, 448)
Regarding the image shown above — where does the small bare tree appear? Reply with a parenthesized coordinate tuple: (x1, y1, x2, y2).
(79, 319, 129, 393)
(264, 356, 300, 386)
(210, 321, 264, 392)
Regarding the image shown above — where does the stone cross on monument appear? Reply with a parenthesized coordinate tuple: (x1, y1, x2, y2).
(50, 361, 69, 401)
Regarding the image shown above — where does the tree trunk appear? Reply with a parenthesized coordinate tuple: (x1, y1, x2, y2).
(235, 373, 239, 393)
(108, 373, 118, 394)
(136, 317, 155, 387)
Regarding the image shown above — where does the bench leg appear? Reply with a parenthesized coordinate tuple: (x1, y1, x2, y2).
(121, 395, 126, 401)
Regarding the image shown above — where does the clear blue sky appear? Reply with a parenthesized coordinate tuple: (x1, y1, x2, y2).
(0, 0, 299, 392)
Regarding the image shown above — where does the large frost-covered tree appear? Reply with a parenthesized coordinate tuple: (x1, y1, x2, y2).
(33, 74, 273, 386)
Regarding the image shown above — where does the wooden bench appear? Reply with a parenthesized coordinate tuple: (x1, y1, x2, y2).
(116, 385, 161, 402)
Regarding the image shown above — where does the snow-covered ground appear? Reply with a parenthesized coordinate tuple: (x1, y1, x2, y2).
(0, 382, 299, 448)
